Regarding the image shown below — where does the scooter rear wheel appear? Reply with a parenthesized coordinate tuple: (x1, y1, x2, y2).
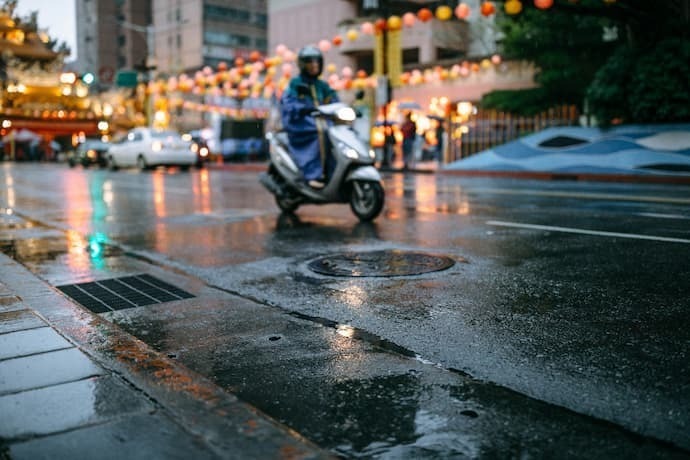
(350, 180, 384, 221)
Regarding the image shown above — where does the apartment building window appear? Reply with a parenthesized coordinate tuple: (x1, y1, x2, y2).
(204, 31, 251, 47)
(253, 13, 267, 29)
(255, 38, 267, 51)
(204, 5, 250, 23)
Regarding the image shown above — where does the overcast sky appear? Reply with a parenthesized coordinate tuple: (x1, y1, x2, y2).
(15, 0, 77, 61)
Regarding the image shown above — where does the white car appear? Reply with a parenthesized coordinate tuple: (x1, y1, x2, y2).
(107, 127, 197, 171)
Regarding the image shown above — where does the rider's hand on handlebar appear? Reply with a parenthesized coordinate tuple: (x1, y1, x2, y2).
(298, 106, 315, 116)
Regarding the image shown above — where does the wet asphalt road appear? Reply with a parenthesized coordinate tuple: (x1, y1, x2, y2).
(1, 163, 689, 458)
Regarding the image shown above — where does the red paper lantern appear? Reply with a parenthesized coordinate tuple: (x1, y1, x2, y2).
(534, 0, 554, 9)
(332, 35, 343, 46)
(480, 2, 496, 16)
(374, 17, 387, 33)
(417, 8, 433, 22)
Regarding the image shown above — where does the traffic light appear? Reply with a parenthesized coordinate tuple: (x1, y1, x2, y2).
(81, 72, 95, 85)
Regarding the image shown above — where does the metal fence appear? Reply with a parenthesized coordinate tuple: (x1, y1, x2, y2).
(445, 105, 580, 163)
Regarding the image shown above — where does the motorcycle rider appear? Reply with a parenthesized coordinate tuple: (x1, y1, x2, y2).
(280, 45, 339, 189)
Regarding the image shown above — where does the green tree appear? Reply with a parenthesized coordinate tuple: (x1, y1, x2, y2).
(482, 0, 690, 125)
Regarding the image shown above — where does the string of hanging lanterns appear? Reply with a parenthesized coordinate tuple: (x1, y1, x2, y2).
(151, 0, 618, 118)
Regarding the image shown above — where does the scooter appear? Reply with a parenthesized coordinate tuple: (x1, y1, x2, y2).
(260, 101, 385, 221)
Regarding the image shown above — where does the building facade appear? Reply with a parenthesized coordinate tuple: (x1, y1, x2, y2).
(75, 0, 151, 88)
(268, 0, 534, 106)
(152, 0, 268, 75)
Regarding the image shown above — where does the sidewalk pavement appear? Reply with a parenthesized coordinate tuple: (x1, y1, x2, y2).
(0, 252, 331, 460)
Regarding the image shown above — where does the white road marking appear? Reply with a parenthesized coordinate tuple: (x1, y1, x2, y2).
(636, 212, 690, 220)
(486, 220, 690, 244)
(468, 188, 690, 205)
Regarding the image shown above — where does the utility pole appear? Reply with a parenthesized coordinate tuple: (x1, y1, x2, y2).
(366, 0, 394, 168)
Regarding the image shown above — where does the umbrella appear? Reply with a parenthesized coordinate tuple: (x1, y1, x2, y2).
(398, 101, 422, 110)
(3, 129, 41, 143)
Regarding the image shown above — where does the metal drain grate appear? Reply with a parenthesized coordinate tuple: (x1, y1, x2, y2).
(57, 274, 194, 313)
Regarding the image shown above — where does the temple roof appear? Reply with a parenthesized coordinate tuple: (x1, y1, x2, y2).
(0, 10, 58, 61)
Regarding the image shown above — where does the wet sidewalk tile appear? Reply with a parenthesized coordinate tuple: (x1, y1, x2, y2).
(8, 412, 220, 460)
(0, 327, 72, 360)
(0, 310, 45, 334)
(0, 348, 103, 395)
(0, 375, 154, 439)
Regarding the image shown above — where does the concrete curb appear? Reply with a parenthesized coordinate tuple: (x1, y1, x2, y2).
(438, 168, 690, 185)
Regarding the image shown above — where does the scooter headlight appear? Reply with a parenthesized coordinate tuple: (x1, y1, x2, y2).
(344, 147, 359, 159)
(338, 141, 360, 159)
(336, 107, 356, 122)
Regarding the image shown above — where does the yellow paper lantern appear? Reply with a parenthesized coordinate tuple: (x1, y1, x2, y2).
(387, 15, 402, 31)
(346, 28, 359, 41)
(435, 5, 453, 20)
(505, 0, 523, 15)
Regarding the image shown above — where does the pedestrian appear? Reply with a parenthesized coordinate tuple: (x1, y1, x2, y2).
(400, 112, 417, 170)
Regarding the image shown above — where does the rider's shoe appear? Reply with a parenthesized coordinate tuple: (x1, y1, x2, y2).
(308, 179, 325, 189)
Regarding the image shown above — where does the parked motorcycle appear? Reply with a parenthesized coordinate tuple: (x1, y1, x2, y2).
(260, 101, 384, 221)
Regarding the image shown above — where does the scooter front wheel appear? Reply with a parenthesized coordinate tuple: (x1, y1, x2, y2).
(350, 180, 384, 221)
(276, 195, 300, 213)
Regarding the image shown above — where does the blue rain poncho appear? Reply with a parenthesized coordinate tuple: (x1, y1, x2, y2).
(280, 75, 339, 181)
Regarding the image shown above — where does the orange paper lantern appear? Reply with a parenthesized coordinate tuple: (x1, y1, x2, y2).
(249, 50, 261, 62)
(417, 8, 433, 22)
(480, 2, 496, 16)
(455, 3, 471, 19)
(332, 35, 343, 46)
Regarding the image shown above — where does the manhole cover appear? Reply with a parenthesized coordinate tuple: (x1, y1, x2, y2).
(307, 250, 455, 277)
(57, 274, 194, 314)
